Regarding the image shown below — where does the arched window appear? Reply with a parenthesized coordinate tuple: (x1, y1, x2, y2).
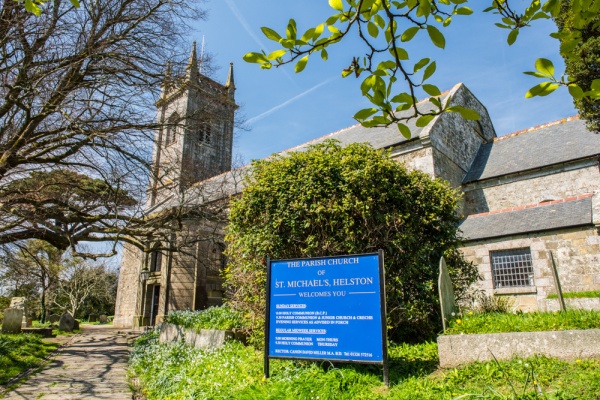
(201, 120, 212, 144)
(165, 113, 179, 146)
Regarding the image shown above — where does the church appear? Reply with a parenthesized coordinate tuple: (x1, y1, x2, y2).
(113, 46, 600, 329)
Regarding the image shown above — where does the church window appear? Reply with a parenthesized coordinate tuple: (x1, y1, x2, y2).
(199, 119, 212, 144)
(209, 242, 226, 272)
(165, 113, 179, 146)
(149, 244, 163, 272)
(490, 248, 534, 289)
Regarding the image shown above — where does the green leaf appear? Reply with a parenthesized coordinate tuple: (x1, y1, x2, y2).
(354, 108, 379, 120)
(295, 56, 309, 73)
(267, 50, 287, 60)
(243, 52, 269, 64)
(427, 25, 445, 49)
(397, 123, 412, 139)
(286, 19, 297, 40)
(525, 82, 560, 98)
(413, 58, 430, 73)
(391, 92, 415, 104)
(374, 14, 386, 28)
(523, 71, 548, 78)
(592, 79, 600, 91)
(422, 61, 436, 82)
(568, 84, 585, 100)
(507, 29, 519, 45)
(368, 21, 379, 38)
(446, 105, 481, 120)
(422, 84, 441, 96)
(455, 6, 473, 15)
(261, 27, 282, 42)
(416, 114, 435, 127)
(70, 0, 80, 7)
(401, 27, 420, 42)
(329, 0, 344, 11)
(534, 58, 555, 78)
(391, 47, 409, 60)
(321, 48, 329, 61)
(25, 0, 42, 16)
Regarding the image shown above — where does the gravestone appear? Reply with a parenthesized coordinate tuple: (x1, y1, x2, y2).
(48, 314, 60, 324)
(59, 312, 76, 332)
(9, 297, 27, 328)
(99, 315, 108, 324)
(438, 256, 456, 332)
(88, 314, 98, 323)
(73, 319, 80, 330)
(2, 308, 23, 334)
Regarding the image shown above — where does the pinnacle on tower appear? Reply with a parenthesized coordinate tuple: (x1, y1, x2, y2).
(226, 62, 235, 99)
(186, 41, 199, 81)
(161, 61, 172, 90)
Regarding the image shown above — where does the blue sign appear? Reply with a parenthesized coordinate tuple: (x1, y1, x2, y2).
(266, 253, 385, 363)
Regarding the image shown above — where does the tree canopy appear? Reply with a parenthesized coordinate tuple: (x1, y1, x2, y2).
(0, 0, 223, 257)
(244, 0, 600, 135)
(225, 140, 478, 342)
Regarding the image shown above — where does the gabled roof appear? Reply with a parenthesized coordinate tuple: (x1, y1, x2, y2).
(463, 117, 600, 184)
(458, 195, 593, 241)
(280, 92, 446, 154)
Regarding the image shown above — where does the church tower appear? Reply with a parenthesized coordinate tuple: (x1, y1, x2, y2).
(148, 42, 237, 208)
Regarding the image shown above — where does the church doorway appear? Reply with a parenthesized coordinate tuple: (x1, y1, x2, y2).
(150, 285, 160, 326)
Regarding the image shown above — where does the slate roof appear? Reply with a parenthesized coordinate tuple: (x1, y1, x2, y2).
(463, 117, 600, 184)
(280, 95, 441, 154)
(458, 196, 593, 241)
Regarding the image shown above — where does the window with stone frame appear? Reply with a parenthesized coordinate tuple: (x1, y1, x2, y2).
(490, 248, 534, 289)
(165, 113, 179, 146)
(198, 119, 212, 144)
(208, 242, 226, 274)
(149, 245, 163, 272)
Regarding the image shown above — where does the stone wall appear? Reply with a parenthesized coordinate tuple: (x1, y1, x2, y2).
(113, 243, 143, 328)
(463, 162, 600, 215)
(438, 329, 600, 367)
(391, 146, 434, 176)
(460, 226, 600, 311)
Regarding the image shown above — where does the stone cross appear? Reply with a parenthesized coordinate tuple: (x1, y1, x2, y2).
(438, 256, 457, 332)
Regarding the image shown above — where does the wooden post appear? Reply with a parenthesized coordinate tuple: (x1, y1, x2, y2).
(549, 251, 566, 312)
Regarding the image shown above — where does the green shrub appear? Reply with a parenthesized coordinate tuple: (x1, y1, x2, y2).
(163, 306, 245, 331)
(225, 140, 478, 343)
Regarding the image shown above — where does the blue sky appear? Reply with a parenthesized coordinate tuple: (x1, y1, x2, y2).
(191, 1, 576, 164)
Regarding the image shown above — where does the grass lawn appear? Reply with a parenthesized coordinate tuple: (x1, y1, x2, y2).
(0, 334, 59, 386)
(130, 331, 600, 399)
(444, 309, 600, 335)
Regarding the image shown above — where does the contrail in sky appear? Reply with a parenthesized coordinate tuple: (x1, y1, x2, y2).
(223, 0, 297, 85)
(247, 77, 336, 125)
(224, 0, 269, 51)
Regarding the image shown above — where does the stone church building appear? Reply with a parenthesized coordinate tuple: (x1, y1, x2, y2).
(114, 48, 600, 328)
